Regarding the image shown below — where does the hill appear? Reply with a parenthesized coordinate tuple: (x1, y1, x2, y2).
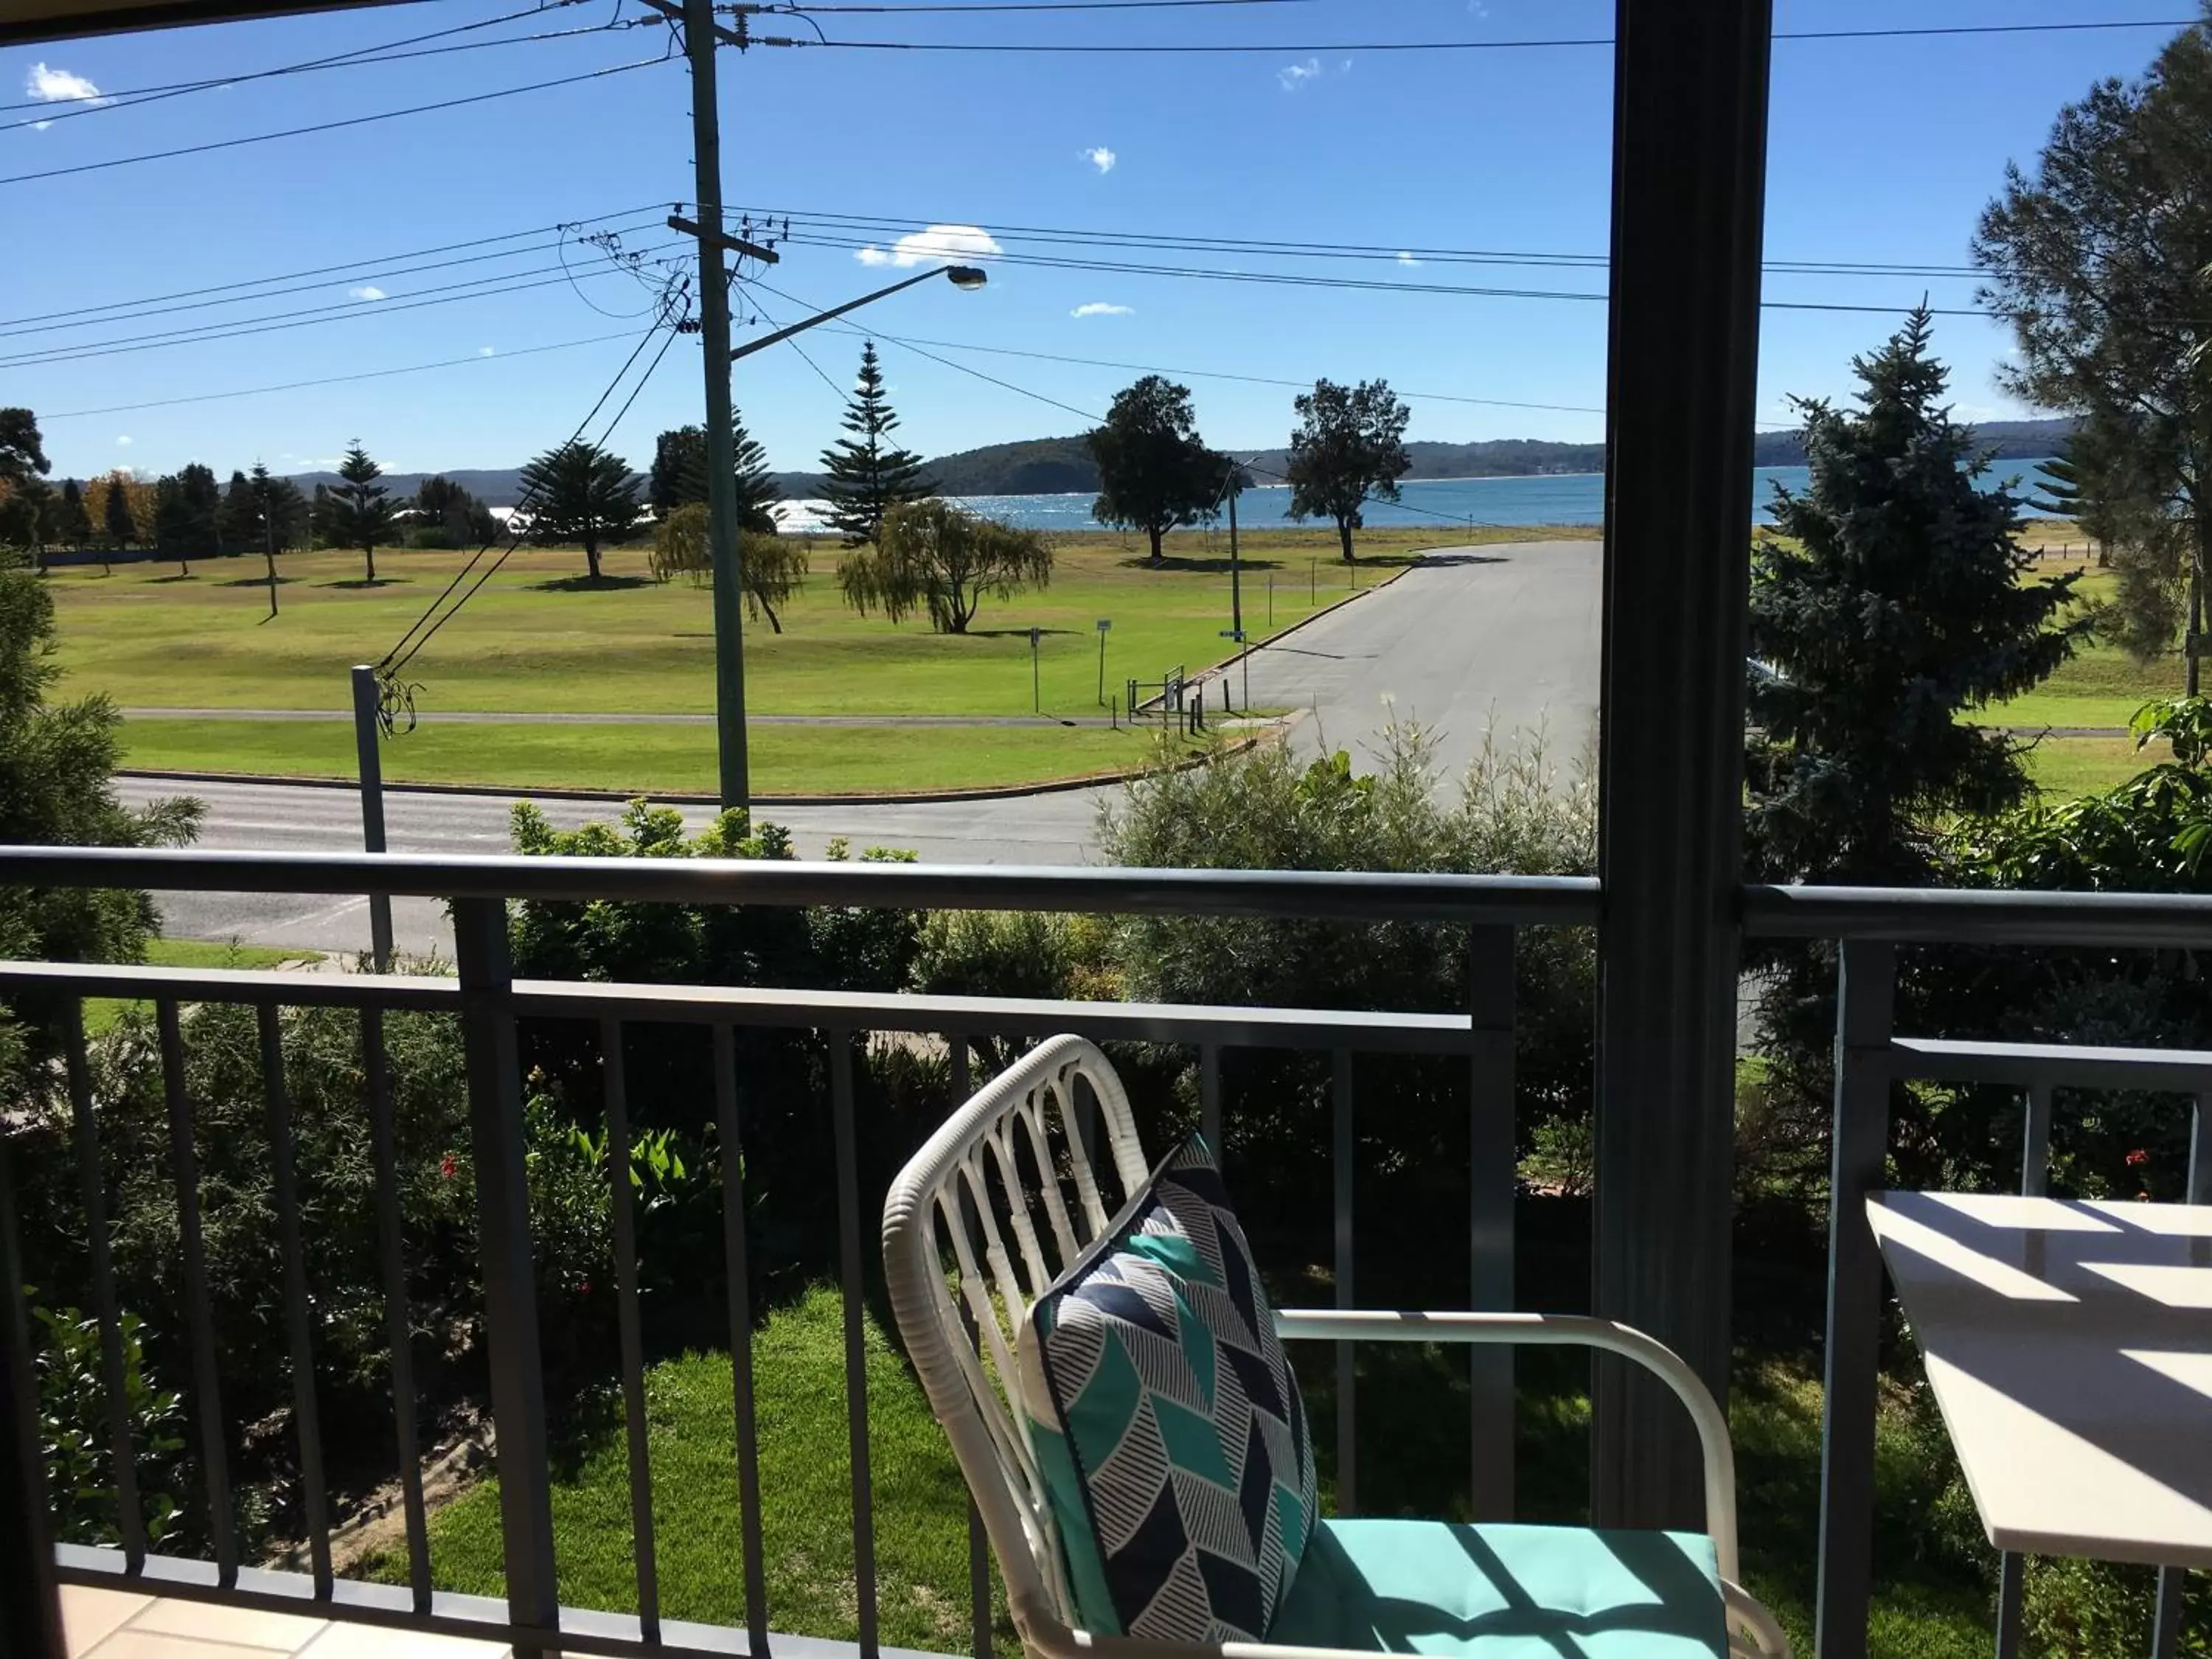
(283, 417, 2076, 506)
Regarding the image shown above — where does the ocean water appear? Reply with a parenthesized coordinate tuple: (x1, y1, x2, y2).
(777, 459, 2060, 535)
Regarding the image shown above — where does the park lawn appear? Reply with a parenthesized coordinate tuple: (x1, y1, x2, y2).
(402, 1284, 1987, 1659)
(85, 936, 323, 1033)
(2023, 734, 2164, 799)
(46, 527, 1533, 722)
(118, 715, 1204, 796)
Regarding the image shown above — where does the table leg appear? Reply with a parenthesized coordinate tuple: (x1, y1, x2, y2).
(1995, 1553, 2024, 1659)
(2152, 1567, 2185, 1659)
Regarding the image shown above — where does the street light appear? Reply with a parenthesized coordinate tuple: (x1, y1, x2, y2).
(706, 260, 988, 811)
(730, 264, 987, 362)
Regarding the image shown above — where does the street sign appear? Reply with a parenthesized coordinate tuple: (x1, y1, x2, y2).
(1029, 627, 1043, 647)
(1220, 629, 1246, 641)
(1097, 619, 1112, 632)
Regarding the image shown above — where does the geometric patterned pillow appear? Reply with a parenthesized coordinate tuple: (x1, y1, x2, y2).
(1015, 1134, 1317, 1643)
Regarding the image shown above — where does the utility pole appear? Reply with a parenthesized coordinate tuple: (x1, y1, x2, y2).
(672, 0, 756, 811)
(1228, 473, 1242, 641)
(262, 491, 279, 620)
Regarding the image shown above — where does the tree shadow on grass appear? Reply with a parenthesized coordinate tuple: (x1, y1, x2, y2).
(218, 575, 299, 589)
(1114, 555, 1290, 574)
(530, 574, 655, 593)
(319, 577, 406, 590)
(968, 626, 1082, 639)
(145, 572, 200, 584)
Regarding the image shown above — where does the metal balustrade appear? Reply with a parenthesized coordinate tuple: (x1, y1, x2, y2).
(0, 847, 1595, 1659)
(7, 852, 2212, 1659)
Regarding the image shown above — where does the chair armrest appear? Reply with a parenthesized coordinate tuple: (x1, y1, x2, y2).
(1273, 1308, 1739, 1583)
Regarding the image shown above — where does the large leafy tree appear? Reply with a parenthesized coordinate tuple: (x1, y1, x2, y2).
(1088, 375, 1220, 566)
(839, 498, 1053, 635)
(0, 560, 201, 1079)
(219, 469, 260, 555)
(0, 408, 52, 561)
(54, 479, 92, 551)
(1974, 13, 2212, 691)
(819, 346, 934, 546)
(650, 504, 809, 633)
(1285, 378, 1413, 562)
(650, 415, 781, 532)
(325, 440, 401, 583)
(517, 440, 641, 580)
(412, 476, 497, 547)
(152, 463, 221, 573)
(102, 472, 137, 554)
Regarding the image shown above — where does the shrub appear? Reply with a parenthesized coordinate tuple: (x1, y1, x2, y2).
(32, 1298, 187, 1550)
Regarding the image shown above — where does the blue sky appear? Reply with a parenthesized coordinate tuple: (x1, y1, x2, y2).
(0, 0, 2188, 482)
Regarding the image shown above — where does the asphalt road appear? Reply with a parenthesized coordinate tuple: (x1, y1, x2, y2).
(114, 542, 1600, 956)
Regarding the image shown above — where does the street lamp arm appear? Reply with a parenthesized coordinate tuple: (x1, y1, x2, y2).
(730, 265, 978, 362)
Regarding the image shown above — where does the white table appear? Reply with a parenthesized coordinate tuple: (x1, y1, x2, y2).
(1868, 1189, 2212, 1570)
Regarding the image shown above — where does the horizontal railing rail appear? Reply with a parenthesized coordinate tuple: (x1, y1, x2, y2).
(0, 846, 1601, 925)
(1743, 882, 2212, 947)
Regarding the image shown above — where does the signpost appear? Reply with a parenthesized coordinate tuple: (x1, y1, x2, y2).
(1096, 618, 1111, 706)
(349, 664, 392, 970)
(1220, 629, 1248, 714)
(1030, 625, 1043, 714)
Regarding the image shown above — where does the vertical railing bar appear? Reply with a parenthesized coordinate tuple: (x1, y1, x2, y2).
(1466, 924, 1517, 1521)
(257, 1003, 331, 1597)
(1200, 1043, 1222, 1157)
(2020, 1083, 2053, 1200)
(1813, 941, 1896, 1659)
(363, 1009, 431, 1608)
(830, 1031, 881, 1659)
(715, 1023, 771, 1656)
(1994, 1551, 2025, 1659)
(158, 998, 235, 1585)
(948, 1034, 991, 1659)
(1332, 1046, 1357, 1514)
(63, 997, 146, 1571)
(451, 897, 557, 1659)
(601, 1018, 659, 1641)
(1994, 1078, 2058, 1645)
(0, 1133, 69, 1659)
(2188, 1095, 2211, 1206)
(2153, 1565, 2185, 1659)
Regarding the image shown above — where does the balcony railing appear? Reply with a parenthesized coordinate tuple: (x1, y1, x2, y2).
(3, 849, 2208, 1659)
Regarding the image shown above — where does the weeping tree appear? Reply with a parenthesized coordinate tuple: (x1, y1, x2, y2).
(839, 498, 1051, 634)
(649, 502, 808, 633)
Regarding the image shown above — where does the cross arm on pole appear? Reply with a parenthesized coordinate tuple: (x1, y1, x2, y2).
(638, 0, 745, 47)
(669, 214, 779, 265)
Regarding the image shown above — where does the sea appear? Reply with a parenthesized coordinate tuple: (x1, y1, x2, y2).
(775, 460, 2061, 535)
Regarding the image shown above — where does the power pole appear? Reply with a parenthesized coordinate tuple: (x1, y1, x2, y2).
(672, 0, 755, 811)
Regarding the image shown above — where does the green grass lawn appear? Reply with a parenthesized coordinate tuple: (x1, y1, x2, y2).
(118, 716, 1206, 796)
(399, 1282, 1990, 1659)
(84, 936, 322, 1033)
(48, 528, 1538, 721)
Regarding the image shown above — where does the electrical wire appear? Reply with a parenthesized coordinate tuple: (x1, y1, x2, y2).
(0, 215, 674, 341)
(0, 241, 689, 369)
(32, 330, 648, 420)
(760, 17, 2200, 51)
(378, 279, 689, 687)
(764, 0, 1312, 10)
(0, 10, 644, 132)
(0, 57, 670, 189)
(0, 202, 673, 330)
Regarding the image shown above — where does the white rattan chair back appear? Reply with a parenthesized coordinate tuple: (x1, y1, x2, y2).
(882, 1034, 1151, 1639)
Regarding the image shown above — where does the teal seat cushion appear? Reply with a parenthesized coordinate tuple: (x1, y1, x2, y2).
(1268, 1519, 1727, 1659)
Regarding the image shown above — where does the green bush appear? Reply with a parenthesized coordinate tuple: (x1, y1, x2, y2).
(32, 1298, 187, 1550)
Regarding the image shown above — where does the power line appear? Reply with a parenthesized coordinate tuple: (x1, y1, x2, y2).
(0, 8, 640, 132)
(0, 216, 674, 341)
(32, 330, 649, 421)
(0, 58, 670, 189)
(735, 203, 1981, 279)
(0, 203, 672, 331)
(761, 17, 2199, 51)
(0, 242, 689, 370)
(765, 0, 1312, 10)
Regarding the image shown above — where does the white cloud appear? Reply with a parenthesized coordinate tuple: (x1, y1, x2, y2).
(27, 63, 105, 103)
(114, 435, 131, 446)
(479, 345, 495, 357)
(1071, 302, 1133, 319)
(349, 285, 386, 301)
(1279, 57, 1322, 90)
(851, 223, 1004, 268)
(1397, 251, 1422, 267)
(1084, 146, 1116, 175)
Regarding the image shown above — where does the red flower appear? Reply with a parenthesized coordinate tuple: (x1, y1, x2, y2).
(579, 1279, 593, 1297)
(439, 1152, 458, 1180)
(2126, 1149, 2151, 1169)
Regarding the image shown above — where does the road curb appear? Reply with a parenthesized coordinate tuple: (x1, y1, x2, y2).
(117, 727, 1276, 810)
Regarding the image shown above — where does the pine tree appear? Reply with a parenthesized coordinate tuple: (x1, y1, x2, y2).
(327, 440, 400, 582)
(651, 415, 782, 532)
(516, 440, 641, 581)
(818, 344, 935, 546)
(55, 479, 91, 550)
(219, 470, 261, 555)
(102, 472, 136, 555)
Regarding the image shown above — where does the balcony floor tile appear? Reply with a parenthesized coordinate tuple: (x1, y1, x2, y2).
(60, 1586, 153, 1656)
(127, 1601, 331, 1652)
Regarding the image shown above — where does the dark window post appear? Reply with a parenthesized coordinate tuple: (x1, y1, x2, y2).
(1592, 0, 1773, 1528)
